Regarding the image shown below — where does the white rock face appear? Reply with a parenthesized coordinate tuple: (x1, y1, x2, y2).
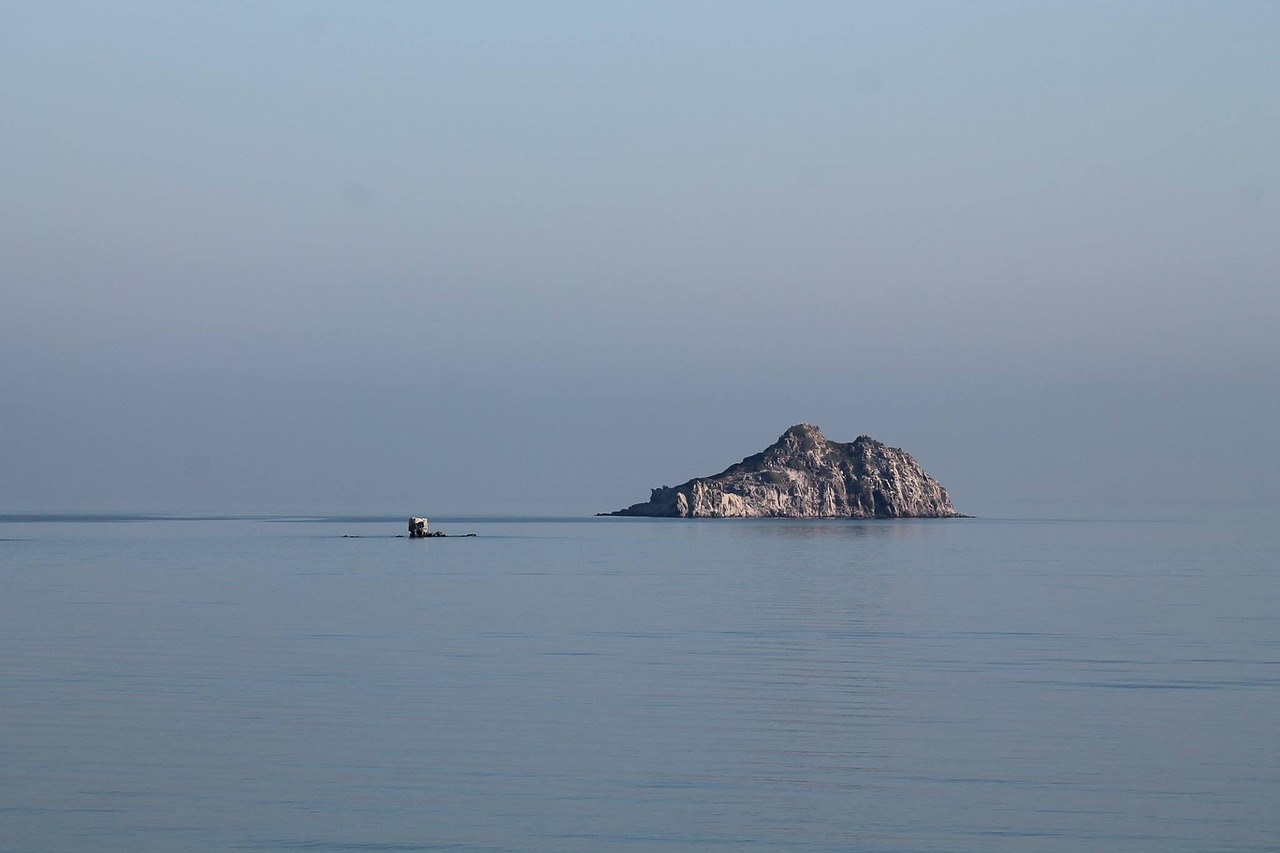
(408, 517, 430, 537)
(605, 424, 961, 519)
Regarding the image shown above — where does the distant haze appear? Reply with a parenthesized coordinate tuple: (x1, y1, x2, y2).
(3, 2, 1277, 516)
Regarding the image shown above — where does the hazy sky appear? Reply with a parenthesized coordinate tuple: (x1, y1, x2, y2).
(3, 1, 1277, 515)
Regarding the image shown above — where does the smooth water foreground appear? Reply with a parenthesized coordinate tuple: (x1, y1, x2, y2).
(1, 513, 1277, 852)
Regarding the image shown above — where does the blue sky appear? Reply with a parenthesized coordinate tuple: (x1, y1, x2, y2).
(3, 2, 1277, 514)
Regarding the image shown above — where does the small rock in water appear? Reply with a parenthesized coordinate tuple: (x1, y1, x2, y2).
(409, 517, 466, 538)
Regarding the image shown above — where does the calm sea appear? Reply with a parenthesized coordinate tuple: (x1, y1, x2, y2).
(1, 510, 1277, 852)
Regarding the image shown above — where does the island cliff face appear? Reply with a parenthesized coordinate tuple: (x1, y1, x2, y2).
(605, 424, 961, 519)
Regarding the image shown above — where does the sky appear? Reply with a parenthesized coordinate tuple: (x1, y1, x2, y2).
(3, 1, 1278, 516)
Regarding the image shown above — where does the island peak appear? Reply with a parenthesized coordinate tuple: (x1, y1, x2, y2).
(603, 425, 961, 519)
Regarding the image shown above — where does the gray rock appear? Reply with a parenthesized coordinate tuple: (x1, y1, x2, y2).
(603, 424, 961, 519)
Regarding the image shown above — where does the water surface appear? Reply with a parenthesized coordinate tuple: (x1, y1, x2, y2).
(1, 513, 1276, 852)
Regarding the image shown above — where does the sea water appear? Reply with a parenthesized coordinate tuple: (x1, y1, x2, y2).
(1, 511, 1277, 852)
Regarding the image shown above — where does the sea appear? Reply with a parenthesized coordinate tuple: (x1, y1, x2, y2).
(1, 507, 1277, 853)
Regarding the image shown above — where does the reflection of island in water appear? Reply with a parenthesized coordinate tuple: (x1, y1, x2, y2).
(734, 518, 941, 540)
(602, 424, 962, 519)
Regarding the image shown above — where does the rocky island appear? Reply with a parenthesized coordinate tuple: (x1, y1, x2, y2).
(603, 424, 961, 519)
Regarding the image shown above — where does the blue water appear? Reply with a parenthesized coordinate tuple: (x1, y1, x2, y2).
(1, 512, 1277, 852)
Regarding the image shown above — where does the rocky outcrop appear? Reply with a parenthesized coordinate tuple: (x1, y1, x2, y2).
(603, 424, 961, 519)
(407, 517, 475, 538)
